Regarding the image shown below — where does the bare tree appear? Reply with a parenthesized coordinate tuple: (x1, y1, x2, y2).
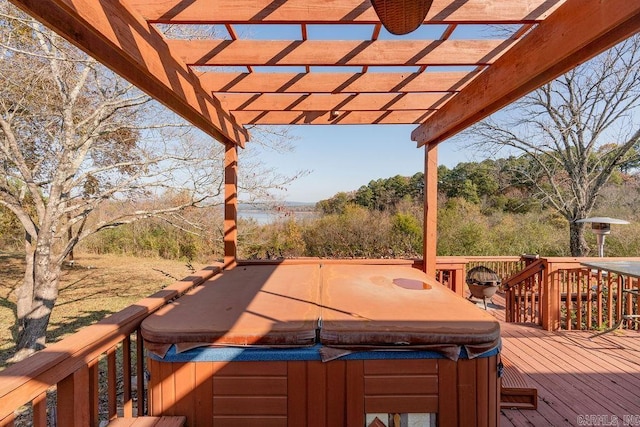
(0, 5, 301, 361)
(467, 36, 640, 256)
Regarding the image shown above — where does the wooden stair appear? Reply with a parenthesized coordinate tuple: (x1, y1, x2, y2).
(500, 356, 538, 410)
(106, 416, 186, 426)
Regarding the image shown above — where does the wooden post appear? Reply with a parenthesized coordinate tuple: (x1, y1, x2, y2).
(57, 366, 90, 427)
(224, 143, 238, 269)
(540, 259, 558, 330)
(423, 143, 438, 278)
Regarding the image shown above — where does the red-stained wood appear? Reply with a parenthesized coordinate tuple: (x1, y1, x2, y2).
(129, 0, 560, 24)
(173, 363, 195, 423)
(364, 359, 438, 375)
(168, 39, 508, 67)
(306, 362, 327, 427)
(346, 361, 364, 427)
(106, 417, 186, 426)
(0, 413, 14, 427)
(224, 143, 238, 270)
(147, 359, 160, 416)
(231, 110, 435, 126)
(364, 375, 438, 395)
(497, 318, 640, 426)
(212, 396, 287, 415)
(107, 347, 118, 419)
(214, 361, 287, 376)
(193, 362, 214, 425)
(198, 71, 473, 94)
(88, 360, 99, 426)
(159, 360, 175, 415)
(500, 356, 537, 410)
(218, 92, 450, 112)
(365, 395, 438, 414)
(457, 359, 477, 426)
(211, 416, 286, 427)
(136, 330, 146, 417)
(326, 361, 346, 427)
(287, 362, 307, 427)
(475, 357, 489, 427)
(412, 1, 640, 146)
(437, 359, 458, 427)
(423, 143, 438, 277)
(214, 377, 287, 396)
(57, 365, 90, 427)
(488, 355, 498, 427)
(31, 392, 47, 427)
(123, 336, 133, 417)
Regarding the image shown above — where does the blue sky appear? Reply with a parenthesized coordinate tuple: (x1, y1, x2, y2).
(252, 125, 477, 203)
(228, 23, 518, 203)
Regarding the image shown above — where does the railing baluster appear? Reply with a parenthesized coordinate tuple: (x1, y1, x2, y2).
(629, 279, 640, 330)
(597, 270, 603, 329)
(88, 359, 99, 427)
(576, 270, 583, 330)
(565, 271, 572, 331)
(123, 335, 133, 417)
(107, 346, 118, 420)
(32, 392, 47, 427)
(616, 275, 623, 327)
(625, 276, 633, 329)
(137, 329, 146, 416)
(586, 270, 592, 330)
(608, 274, 614, 328)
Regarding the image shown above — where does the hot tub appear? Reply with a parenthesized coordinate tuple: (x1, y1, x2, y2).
(141, 263, 501, 426)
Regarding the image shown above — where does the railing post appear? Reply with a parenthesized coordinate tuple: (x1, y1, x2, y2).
(540, 259, 559, 331)
(57, 365, 90, 427)
(422, 143, 438, 278)
(224, 143, 238, 270)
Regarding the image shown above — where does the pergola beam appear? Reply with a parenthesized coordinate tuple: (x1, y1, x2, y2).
(218, 93, 452, 112)
(168, 39, 511, 67)
(231, 110, 435, 125)
(130, 0, 560, 24)
(411, 0, 640, 147)
(9, 0, 248, 147)
(198, 72, 476, 94)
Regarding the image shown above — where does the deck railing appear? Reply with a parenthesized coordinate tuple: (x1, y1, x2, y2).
(0, 267, 219, 427)
(500, 257, 640, 331)
(544, 257, 640, 332)
(436, 255, 640, 332)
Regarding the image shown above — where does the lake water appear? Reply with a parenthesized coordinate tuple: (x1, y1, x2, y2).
(238, 210, 318, 225)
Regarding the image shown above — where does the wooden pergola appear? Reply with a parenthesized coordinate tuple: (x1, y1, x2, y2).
(10, 0, 640, 273)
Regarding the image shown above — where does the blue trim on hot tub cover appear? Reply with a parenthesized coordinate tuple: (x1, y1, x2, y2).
(149, 344, 500, 363)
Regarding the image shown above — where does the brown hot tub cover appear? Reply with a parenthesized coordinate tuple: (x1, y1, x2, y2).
(319, 264, 500, 358)
(141, 263, 500, 359)
(141, 264, 321, 356)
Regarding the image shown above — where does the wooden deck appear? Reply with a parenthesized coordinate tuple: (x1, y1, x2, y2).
(480, 293, 640, 426)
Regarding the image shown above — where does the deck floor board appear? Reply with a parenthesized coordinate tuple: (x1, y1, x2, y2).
(482, 293, 640, 426)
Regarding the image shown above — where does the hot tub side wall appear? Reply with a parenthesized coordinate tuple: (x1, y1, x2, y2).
(146, 355, 500, 426)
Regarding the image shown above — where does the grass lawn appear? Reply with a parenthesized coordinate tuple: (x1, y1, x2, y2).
(0, 252, 208, 368)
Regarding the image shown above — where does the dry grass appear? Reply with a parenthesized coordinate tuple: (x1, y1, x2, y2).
(0, 252, 207, 368)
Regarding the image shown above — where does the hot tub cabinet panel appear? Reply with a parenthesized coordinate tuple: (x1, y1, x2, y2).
(147, 355, 500, 426)
(142, 264, 501, 426)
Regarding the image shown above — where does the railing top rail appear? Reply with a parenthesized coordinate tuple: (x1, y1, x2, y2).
(239, 258, 416, 266)
(0, 266, 220, 420)
(503, 259, 545, 289)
